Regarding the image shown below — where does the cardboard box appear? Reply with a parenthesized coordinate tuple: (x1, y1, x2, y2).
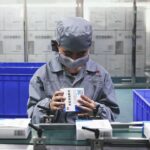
(107, 55, 125, 77)
(126, 7, 145, 30)
(106, 7, 125, 30)
(76, 119, 112, 140)
(144, 122, 150, 139)
(2, 31, 24, 54)
(46, 6, 75, 30)
(88, 7, 106, 30)
(93, 31, 115, 55)
(90, 54, 107, 69)
(125, 54, 145, 77)
(0, 118, 31, 139)
(3, 6, 23, 30)
(28, 31, 54, 54)
(28, 6, 47, 31)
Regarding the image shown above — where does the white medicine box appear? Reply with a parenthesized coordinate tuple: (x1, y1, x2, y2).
(61, 88, 84, 112)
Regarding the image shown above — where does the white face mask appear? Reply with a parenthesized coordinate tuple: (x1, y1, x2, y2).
(59, 53, 89, 69)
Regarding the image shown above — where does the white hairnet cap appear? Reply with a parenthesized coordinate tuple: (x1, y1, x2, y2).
(56, 17, 92, 52)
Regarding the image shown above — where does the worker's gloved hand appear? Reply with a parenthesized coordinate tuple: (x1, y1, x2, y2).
(77, 95, 96, 113)
(50, 91, 66, 112)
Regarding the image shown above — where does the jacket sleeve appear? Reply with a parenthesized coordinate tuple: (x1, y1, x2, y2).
(27, 72, 50, 123)
(96, 72, 120, 121)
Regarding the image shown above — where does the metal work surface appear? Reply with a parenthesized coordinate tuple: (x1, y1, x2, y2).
(0, 123, 149, 150)
(0, 145, 149, 150)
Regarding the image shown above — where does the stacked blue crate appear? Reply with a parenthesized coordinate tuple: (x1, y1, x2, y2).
(133, 89, 150, 121)
(0, 63, 44, 118)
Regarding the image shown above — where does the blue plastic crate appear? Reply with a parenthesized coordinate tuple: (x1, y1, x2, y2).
(133, 89, 150, 121)
(0, 63, 44, 118)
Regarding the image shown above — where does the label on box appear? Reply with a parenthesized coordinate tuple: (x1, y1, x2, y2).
(61, 88, 84, 112)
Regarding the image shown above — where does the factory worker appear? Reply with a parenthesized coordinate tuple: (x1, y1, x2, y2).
(27, 17, 120, 124)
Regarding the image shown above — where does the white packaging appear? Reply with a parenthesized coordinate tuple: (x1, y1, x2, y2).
(88, 7, 106, 30)
(0, 55, 6, 62)
(106, 7, 125, 30)
(28, 31, 54, 54)
(146, 32, 150, 59)
(61, 88, 84, 112)
(93, 31, 115, 55)
(28, 6, 47, 31)
(0, 8, 4, 30)
(46, 6, 76, 30)
(126, 7, 145, 30)
(136, 55, 145, 77)
(90, 54, 107, 69)
(5, 54, 24, 62)
(3, 6, 23, 30)
(28, 54, 51, 62)
(125, 54, 145, 77)
(76, 119, 112, 140)
(2, 31, 24, 54)
(144, 122, 150, 139)
(0, 118, 31, 139)
(106, 55, 125, 77)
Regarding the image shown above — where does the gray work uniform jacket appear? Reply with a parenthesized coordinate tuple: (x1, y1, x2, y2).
(27, 52, 120, 124)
